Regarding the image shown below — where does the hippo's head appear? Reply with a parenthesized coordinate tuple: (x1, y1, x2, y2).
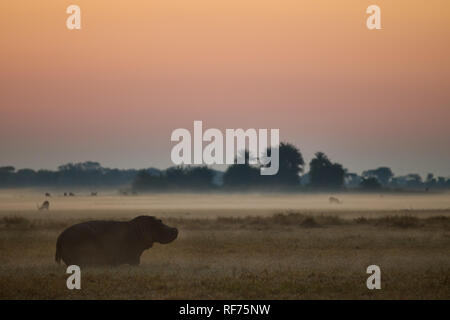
(131, 216, 178, 247)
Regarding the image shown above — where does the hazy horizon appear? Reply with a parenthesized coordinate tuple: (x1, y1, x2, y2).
(1, 160, 448, 179)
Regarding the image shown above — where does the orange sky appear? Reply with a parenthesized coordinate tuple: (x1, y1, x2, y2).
(0, 0, 449, 176)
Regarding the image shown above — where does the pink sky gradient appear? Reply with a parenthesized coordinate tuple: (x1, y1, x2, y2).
(0, 0, 449, 176)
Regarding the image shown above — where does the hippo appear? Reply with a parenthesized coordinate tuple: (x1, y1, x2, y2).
(55, 216, 178, 266)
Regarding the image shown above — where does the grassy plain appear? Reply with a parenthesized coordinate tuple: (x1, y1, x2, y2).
(0, 190, 449, 299)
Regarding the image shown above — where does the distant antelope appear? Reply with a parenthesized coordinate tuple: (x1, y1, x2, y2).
(69, 192, 75, 196)
(91, 192, 98, 196)
(37, 200, 50, 210)
(329, 197, 341, 204)
(45, 193, 51, 197)
(64, 192, 67, 196)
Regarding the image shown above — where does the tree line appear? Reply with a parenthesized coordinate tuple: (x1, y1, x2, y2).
(1, 143, 449, 192)
(133, 143, 450, 192)
(0, 162, 139, 188)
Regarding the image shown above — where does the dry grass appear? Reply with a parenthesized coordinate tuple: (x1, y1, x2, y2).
(0, 210, 449, 299)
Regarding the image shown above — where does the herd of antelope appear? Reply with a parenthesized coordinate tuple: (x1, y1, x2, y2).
(36, 192, 344, 211)
(37, 191, 98, 211)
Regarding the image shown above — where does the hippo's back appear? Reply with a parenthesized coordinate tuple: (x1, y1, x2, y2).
(56, 220, 132, 266)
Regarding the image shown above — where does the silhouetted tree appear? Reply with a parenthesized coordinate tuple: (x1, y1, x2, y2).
(132, 170, 165, 191)
(132, 165, 215, 191)
(0, 166, 15, 186)
(309, 152, 345, 189)
(0, 166, 15, 172)
(263, 142, 304, 187)
(16, 169, 37, 185)
(165, 166, 188, 188)
(185, 166, 215, 189)
(362, 167, 394, 185)
(223, 150, 260, 188)
(345, 172, 362, 188)
(360, 177, 382, 191)
(424, 173, 436, 190)
(390, 173, 424, 189)
(223, 164, 260, 188)
(436, 176, 450, 189)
